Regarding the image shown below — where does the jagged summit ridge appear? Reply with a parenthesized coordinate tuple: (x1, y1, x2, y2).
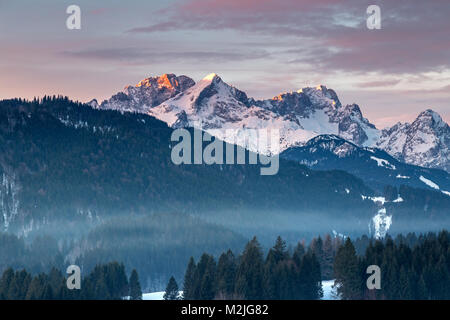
(98, 73, 195, 113)
(377, 109, 450, 172)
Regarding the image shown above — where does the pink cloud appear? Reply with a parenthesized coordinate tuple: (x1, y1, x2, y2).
(128, 0, 450, 75)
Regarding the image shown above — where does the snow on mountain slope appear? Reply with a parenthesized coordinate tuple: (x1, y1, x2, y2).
(254, 86, 379, 146)
(150, 73, 319, 153)
(377, 110, 450, 172)
(420, 175, 440, 190)
(149, 74, 380, 154)
(418, 175, 450, 197)
(98, 74, 195, 113)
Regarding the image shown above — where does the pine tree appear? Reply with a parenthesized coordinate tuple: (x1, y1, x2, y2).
(398, 266, 413, 300)
(164, 276, 180, 300)
(298, 251, 322, 299)
(182, 257, 196, 300)
(25, 277, 42, 300)
(94, 275, 111, 300)
(235, 237, 264, 300)
(0, 268, 14, 299)
(263, 250, 278, 299)
(129, 269, 142, 300)
(292, 242, 305, 267)
(334, 238, 361, 299)
(416, 275, 428, 300)
(42, 283, 54, 300)
(48, 268, 64, 296)
(322, 234, 334, 280)
(215, 250, 236, 299)
(196, 254, 216, 300)
(272, 236, 288, 263)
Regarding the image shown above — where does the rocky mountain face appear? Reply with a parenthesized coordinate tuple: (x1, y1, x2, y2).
(99, 73, 450, 172)
(377, 110, 450, 172)
(255, 88, 380, 146)
(97, 73, 195, 113)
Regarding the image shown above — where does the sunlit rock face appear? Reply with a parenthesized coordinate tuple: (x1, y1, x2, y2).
(99, 74, 195, 113)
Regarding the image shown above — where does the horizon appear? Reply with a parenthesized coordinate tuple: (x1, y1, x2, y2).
(3, 71, 448, 130)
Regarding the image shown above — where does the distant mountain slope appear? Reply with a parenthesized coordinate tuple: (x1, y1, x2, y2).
(281, 134, 450, 193)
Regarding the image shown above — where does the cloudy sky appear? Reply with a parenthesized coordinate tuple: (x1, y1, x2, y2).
(0, 0, 449, 128)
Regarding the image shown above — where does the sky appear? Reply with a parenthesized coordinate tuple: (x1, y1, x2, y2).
(0, 0, 449, 129)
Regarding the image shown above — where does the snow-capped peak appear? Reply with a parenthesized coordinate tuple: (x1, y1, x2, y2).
(377, 109, 450, 172)
(416, 109, 446, 128)
(202, 73, 220, 82)
(98, 74, 195, 113)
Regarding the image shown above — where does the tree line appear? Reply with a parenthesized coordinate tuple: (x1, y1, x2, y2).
(171, 231, 450, 300)
(165, 236, 323, 300)
(0, 262, 142, 300)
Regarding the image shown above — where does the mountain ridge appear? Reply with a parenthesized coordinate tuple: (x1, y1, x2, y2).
(96, 73, 449, 172)
(281, 134, 450, 194)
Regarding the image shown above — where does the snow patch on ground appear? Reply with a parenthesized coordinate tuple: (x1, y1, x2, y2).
(370, 156, 396, 170)
(361, 195, 386, 205)
(142, 291, 183, 300)
(144, 285, 340, 301)
(321, 280, 340, 300)
(419, 175, 440, 190)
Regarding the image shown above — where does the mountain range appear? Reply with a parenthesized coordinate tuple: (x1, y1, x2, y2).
(94, 73, 450, 173)
(1, 73, 450, 240)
